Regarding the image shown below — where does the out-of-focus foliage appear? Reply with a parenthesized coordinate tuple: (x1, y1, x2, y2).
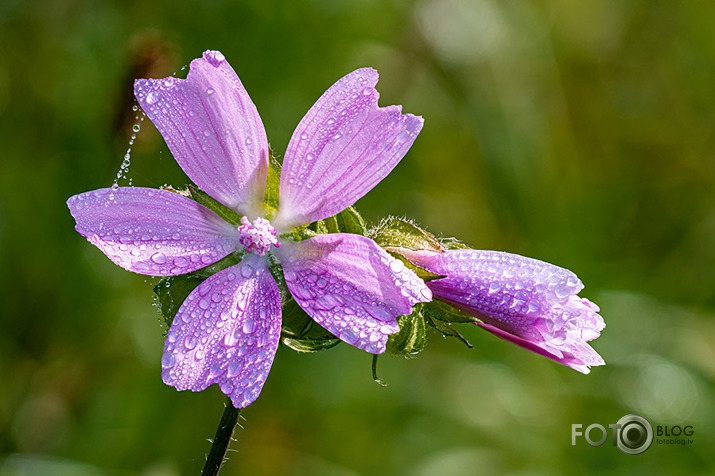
(1, 0, 714, 474)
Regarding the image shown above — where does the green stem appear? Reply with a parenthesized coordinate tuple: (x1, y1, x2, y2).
(201, 398, 242, 476)
(372, 354, 388, 387)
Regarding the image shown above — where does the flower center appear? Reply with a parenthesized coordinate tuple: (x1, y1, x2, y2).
(237, 217, 281, 256)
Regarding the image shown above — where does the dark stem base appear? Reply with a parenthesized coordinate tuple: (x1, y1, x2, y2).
(202, 398, 242, 476)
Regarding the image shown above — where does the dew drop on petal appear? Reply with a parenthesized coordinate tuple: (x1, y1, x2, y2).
(389, 259, 405, 273)
(243, 319, 256, 334)
(184, 336, 197, 350)
(240, 263, 254, 278)
(205, 50, 226, 67)
(146, 91, 159, 105)
(161, 353, 176, 368)
(340, 329, 359, 345)
(151, 252, 167, 264)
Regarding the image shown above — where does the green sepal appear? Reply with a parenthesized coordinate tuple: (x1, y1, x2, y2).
(308, 219, 329, 235)
(438, 236, 470, 250)
(296, 206, 367, 240)
(280, 297, 341, 353)
(425, 315, 474, 349)
(369, 216, 445, 251)
(335, 206, 367, 236)
(386, 306, 426, 356)
(263, 148, 281, 218)
(282, 336, 341, 353)
(324, 215, 340, 233)
(153, 275, 204, 330)
(421, 299, 480, 324)
(153, 252, 244, 329)
(187, 184, 243, 226)
(389, 252, 444, 283)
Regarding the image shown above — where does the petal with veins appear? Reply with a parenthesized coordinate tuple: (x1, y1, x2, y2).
(67, 187, 238, 276)
(161, 255, 282, 408)
(135, 50, 269, 216)
(396, 248, 605, 373)
(275, 68, 423, 229)
(277, 234, 431, 353)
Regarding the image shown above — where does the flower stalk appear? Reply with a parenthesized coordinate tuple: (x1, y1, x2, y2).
(202, 398, 242, 476)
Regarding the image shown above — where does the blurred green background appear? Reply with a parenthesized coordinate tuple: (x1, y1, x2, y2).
(1, 0, 714, 474)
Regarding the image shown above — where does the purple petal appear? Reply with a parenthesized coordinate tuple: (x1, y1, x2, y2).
(67, 187, 239, 276)
(477, 323, 602, 374)
(134, 50, 269, 216)
(161, 255, 282, 408)
(277, 234, 432, 353)
(396, 248, 605, 372)
(275, 68, 423, 229)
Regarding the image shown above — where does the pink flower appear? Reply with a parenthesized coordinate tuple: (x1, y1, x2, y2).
(68, 50, 431, 407)
(396, 248, 605, 373)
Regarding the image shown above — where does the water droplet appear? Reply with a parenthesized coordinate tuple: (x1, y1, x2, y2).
(132, 124, 141, 133)
(207, 88, 215, 95)
(240, 263, 254, 278)
(362, 87, 372, 96)
(366, 305, 391, 321)
(243, 319, 256, 334)
(146, 91, 159, 105)
(151, 252, 167, 264)
(184, 335, 197, 350)
(204, 50, 226, 67)
(161, 353, 176, 367)
(389, 259, 405, 273)
(245, 138, 252, 145)
(340, 329, 359, 345)
(227, 362, 242, 378)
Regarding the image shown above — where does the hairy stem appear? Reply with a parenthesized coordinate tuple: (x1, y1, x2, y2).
(202, 398, 242, 476)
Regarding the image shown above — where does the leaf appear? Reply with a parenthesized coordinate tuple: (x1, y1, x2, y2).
(386, 307, 426, 356)
(369, 216, 445, 251)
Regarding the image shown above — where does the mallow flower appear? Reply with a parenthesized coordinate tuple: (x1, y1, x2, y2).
(68, 50, 431, 407)
(395, 248, 605, 373)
